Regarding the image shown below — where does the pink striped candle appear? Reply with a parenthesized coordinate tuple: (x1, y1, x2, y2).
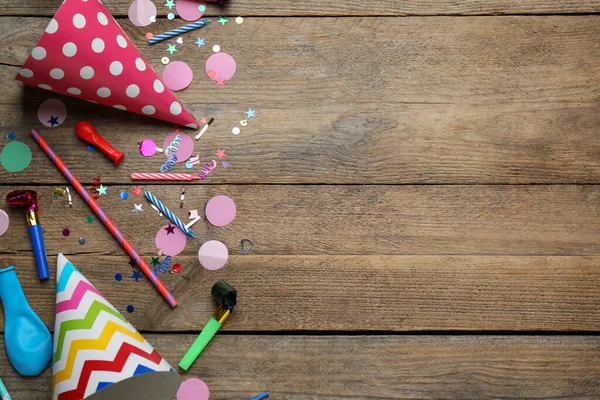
(131, 173, 201, 181)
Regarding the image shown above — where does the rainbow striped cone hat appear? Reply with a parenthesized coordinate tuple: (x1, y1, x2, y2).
(52, 254, 180, 400)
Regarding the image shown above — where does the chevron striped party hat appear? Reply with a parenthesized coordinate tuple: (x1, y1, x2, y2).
(52, 254, 181, 400)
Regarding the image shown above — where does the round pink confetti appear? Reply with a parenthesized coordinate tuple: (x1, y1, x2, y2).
(162, 61, 194, 92)
(205, 53, 237, 82)
(177, 378, 209, 400)
(205, 195, 236, 227)
(128, 0, 157, 27)
(198, 240, 228, 271)
(139, 139, 158, 157)
(38, 99, 67, 127)
(175, 0, 205, 22)
(155, 224, 187, 256)
(0, 209, 9, 237)
(163, 132, 194, 163)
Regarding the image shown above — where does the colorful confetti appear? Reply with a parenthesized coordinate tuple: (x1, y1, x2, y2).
(114, 273, 123, 282)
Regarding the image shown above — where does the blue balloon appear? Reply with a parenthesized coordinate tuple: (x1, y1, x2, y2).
(0, 266, 52, 376)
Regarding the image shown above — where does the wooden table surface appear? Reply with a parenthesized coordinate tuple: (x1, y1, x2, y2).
(2, 0, 600, 399)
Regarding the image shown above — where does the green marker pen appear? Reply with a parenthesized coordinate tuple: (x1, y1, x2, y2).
(179, 281, 237, 371)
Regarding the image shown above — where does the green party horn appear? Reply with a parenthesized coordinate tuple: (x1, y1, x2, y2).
(179, 281, 237, 370)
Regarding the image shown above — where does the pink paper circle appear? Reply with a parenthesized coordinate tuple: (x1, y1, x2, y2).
(128, 0, 157, 27)
(205, 195, 236, 227)
(155, 224, 187, 256)
(38, 99, 67, 127)
(163, 132, 194, 163)
(177, 378, 209, 400)
(175, 0, 205, 21)
(139, 139, 157, 157)
(162, 61, 194, 92)
(198, 240, 228, 271)
(205, 53, 237, 82)
(0, 209, 9, 237)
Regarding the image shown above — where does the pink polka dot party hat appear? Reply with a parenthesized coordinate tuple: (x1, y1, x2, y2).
(15, 0, 200, 129)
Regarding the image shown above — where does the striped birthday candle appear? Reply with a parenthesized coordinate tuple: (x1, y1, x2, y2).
(144, 190, 195, 238)
(149, 20, 211, 45)
(131, 173, 201, 181)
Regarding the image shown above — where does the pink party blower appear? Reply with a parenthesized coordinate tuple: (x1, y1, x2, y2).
(30, 129, 178, 308)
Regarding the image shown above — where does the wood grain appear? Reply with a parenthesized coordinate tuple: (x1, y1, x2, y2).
(2, 16, 600, 184)
(1, 335, 599, 399)
(2, 254, 600, 332)
(2, 185, 600, 257)
(1, 0, 599, 17)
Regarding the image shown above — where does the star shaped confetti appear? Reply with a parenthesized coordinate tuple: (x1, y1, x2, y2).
(216, 148, 226, 159)
(165, 224, 176, 235)
(164, 0, 175, 9)
(132, 186, 142, 196)
(245, 108, 256, 119)
(189, 209, 199, 219)
(97, 184, 107, 196)
(47, 115, 59, 127)
(166, 44, 178, 55)
(200, 117, 208, 125)
(150, 256, 160, 267)
(131, 271, 143, 282)
(218, 16, 228, 26)
(195, 37, 206, 48)
(216, 76, 225, 86)
(132, 203, 143, 215)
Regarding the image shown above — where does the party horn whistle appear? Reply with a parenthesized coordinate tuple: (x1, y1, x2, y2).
(75, 121, 125, 165)
(179, 281, 237, 370)
(5, 191, 49, 280)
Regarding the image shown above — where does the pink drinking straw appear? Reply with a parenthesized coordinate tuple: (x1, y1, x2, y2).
(30, 129, 178, 308)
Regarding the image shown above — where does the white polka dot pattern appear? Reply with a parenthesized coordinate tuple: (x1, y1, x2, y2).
(170, 102, 182, 115)
(19, 69, 34, 78)
(46, 19, 59, 34)
(91, 38, 105, 53)
(126, 84, 140, 98)
(153, 79, 164, 93)
(109, 61, 123, 76)
(116, 34, 127, 48)
(50, 68, 64, 79)
(73, 14, 86, 29)
(97, 12, 108, 25)
(18, 0, 199, 128)
(31, 47, 46, 60)
(62, 42, 77, 57)
(142, 105, 156, 115)
(80, 66, 94, 80)
(135, 58, 146, 71)
(97, 87, 111, 98)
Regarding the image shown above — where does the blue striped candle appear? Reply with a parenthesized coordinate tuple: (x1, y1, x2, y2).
(144, 190, 195, 238)
(149, 20, 211, 45)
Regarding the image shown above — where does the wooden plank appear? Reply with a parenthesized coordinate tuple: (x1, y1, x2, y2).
(2, 334, 599, 399)
(2, 254, 600, 332)
(2, 185, 600, 257)
(1, 0, 599, 17)
(2, 16, 600, 184)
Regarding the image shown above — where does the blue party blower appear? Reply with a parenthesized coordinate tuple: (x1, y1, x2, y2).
(0, 266, 52, 376)
(6, 190, 50, 280)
